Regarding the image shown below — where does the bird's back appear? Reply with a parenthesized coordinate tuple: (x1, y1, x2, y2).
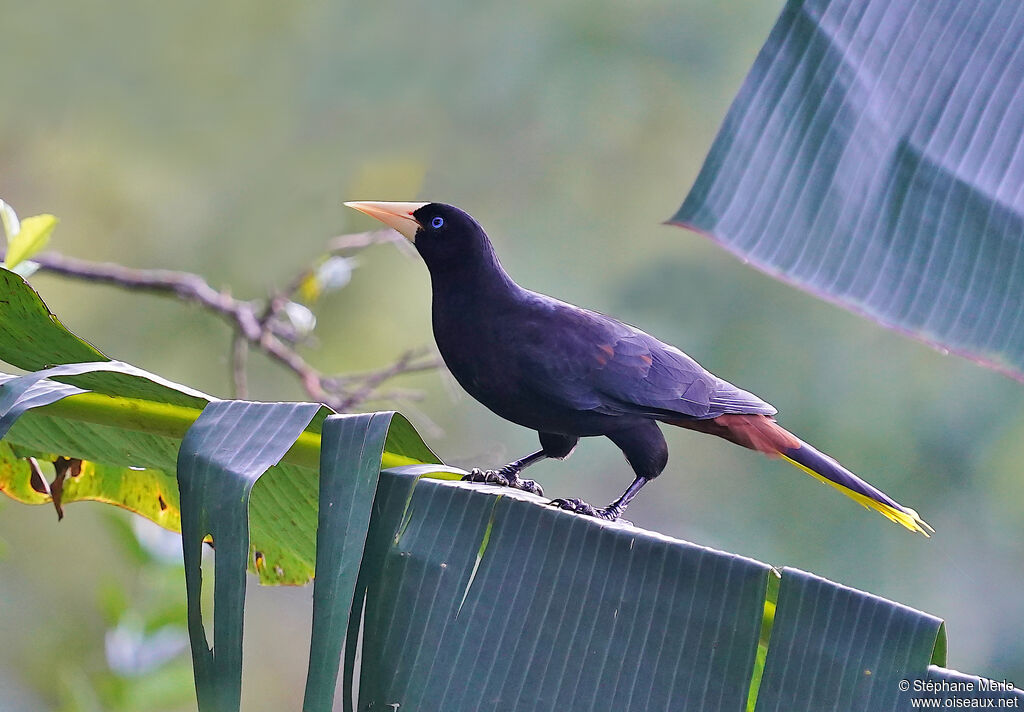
(433, 284, 776, 435)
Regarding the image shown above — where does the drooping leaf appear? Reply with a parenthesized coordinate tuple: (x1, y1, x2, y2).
(303, 416, 452, 712)
(0, 360, 449, 584)
(176, 400, 322, 712)
(673, 0, 1024, 379)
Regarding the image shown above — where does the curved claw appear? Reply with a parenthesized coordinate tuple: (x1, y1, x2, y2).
(464, 468, 510, 487)
(495, 464, 520, 478)
(463, 468, 544, 497)
(512, 477, 544, 497)
(548, 497, 623, 521)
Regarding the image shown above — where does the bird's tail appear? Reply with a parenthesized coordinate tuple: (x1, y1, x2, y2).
(781, 441, 933, 536)
(668, 413, 931, 535)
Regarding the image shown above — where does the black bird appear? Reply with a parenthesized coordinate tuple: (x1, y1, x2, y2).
(345, 201, 931, 534)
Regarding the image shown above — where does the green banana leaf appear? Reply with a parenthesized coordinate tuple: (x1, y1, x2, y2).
(672, 0, 1024, 380)
(0, 267, 448, 584)
(349, 470, 772, 712)
(177, 400, 324, 710)
(343, 475, 1022, 711)
(754, 568, 943, 712)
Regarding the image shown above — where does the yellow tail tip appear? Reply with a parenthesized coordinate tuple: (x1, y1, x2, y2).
(781, 455, 933, 537)
(878, 504, 933, 537)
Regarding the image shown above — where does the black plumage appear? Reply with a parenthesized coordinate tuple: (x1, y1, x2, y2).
(345, 201, 930, 533)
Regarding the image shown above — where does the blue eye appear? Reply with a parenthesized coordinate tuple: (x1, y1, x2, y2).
(431, 216, 444, 229)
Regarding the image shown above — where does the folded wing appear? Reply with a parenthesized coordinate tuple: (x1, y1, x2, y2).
(517, 298, 776, 421)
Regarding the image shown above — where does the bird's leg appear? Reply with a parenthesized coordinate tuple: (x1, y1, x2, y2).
(463, 450, 547, 496)
(549, 476, 649, 522)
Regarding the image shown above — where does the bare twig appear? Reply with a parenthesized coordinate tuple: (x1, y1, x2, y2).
(334, 348, 440, 411)
(12, 238, 439, 411)
(28, 251, 267, 338)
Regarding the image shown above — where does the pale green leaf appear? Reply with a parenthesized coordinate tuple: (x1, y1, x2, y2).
(4, 213, 57, 269)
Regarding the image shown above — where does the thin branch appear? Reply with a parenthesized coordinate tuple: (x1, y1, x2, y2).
(334, 348, 441, 411)
(14, 240, 439, 411)
(29, 251, 265, 339)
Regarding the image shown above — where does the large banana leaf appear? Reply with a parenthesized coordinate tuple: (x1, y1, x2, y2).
(349, 471, 771, 711)
(0, 361, 444, 586)
(672, 0, 1024, 379)
(2, 277, 1022, 710)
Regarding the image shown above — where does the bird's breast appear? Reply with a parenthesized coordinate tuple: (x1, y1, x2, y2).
(429, 286, 627, 436)
(432, 301, 517, 397)
(431, 296, 554, 426)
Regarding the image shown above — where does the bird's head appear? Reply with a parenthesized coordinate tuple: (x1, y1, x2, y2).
(344, 201, 495, 274)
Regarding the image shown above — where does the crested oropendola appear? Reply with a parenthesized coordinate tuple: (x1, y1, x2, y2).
(345, 200, 931, 534)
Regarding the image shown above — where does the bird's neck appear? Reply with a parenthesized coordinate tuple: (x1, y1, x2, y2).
(427, 243, 521, 306)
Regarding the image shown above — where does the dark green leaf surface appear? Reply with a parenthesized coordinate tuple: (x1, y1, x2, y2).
(0, 266, 105, 368)
(351, 470, 773, 712)
(303, 413, 434, 712)
(177, 400, 322, 712)
(673, 0, 1024, 378)
(753, 567, 942, 712)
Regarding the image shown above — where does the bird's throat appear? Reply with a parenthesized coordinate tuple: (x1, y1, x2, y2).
(425, 243, 520, 304)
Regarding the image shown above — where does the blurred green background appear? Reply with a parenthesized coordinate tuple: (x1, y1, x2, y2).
(1, 0, 1021, 708)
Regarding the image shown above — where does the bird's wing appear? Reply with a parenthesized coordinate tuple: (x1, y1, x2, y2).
(518, 298, 776, 420)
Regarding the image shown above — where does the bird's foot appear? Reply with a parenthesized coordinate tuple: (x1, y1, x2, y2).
(463, 467, 544, 496)
(548, 497, 628, 523)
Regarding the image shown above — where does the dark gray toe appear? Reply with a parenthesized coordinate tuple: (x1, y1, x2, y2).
(463, 468, 510, 487)
(548, 497, 622, 521)
(511, 477, 544, 497)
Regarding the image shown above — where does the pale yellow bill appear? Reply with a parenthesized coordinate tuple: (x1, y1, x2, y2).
(344, 201, 427, 241)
